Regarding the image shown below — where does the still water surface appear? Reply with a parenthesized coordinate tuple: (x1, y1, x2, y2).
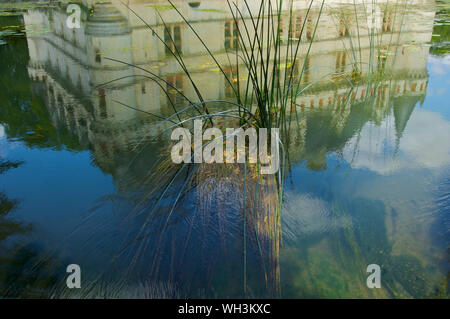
(0, 0, 449, 298)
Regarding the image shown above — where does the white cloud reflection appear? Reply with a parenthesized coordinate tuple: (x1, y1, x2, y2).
(282, 193, 352, 240)
(430, 54, 450, 67)
(429, 55, 450, 75)
(343, 109, 450, 175)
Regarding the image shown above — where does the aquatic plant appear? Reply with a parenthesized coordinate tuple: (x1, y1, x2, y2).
(95, 0, 412, 297)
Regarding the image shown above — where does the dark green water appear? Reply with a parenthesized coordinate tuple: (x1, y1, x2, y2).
(0, 0, 448, 298)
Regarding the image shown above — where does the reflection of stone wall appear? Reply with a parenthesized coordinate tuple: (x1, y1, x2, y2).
(23, 0, 434, 176)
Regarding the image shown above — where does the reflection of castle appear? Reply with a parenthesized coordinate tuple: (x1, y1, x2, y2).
(23, 0, 434, 175)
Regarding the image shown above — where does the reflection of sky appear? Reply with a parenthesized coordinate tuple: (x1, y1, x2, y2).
(282, 192, 352, 240)
(0, 140, 115, 246)
(342, 56, 450, 175)
(343, 109, 450, 175)
(286, 55, 450, 258)
(423, 55, 450, 120)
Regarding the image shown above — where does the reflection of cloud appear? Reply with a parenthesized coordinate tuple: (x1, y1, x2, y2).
(429, 55, 450, 75)
(0, 124, 4, 139)
(427, 88, 446, 97)
(401, 111, 450, 168)
(344, 110, 450, 175)
(282, 193, 352, 241)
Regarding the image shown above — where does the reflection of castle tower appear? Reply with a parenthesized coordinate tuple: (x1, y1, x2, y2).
(23, 0, 435, 176)
(393, 95, 424, 139)
(85, 3, 136, 122)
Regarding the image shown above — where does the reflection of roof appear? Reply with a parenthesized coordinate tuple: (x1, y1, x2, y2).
(85, 5, 130, 36)
(393, 95, 420, 138)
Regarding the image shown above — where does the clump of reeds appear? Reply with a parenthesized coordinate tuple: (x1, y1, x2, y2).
(99, 0, 406, 297)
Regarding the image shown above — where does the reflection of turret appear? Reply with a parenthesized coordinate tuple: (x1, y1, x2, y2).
(393, 95, 421, 140)
(392, 94, 423, 156)
(85, 4, 130, 37)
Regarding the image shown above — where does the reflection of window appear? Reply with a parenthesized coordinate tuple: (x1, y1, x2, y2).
(224, 66, 238, 98)
(339, 18, 348, 37)
(377, 47, 387, 73)
(288, 60, 300, 82)
(95, 49, 101, 63)
(164, 25, 182, 56)
(166, 75, 184, 107)
(225, 20, 239, 49)
(335, 51, 347, 73)
(98, 89, 107, 119)
(383, 11, 393, 32)
(289, 15, 303, 39)
(302, 56, 310, 84)
(306, 17, 313, 40)
(377, 55, 387, 73)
